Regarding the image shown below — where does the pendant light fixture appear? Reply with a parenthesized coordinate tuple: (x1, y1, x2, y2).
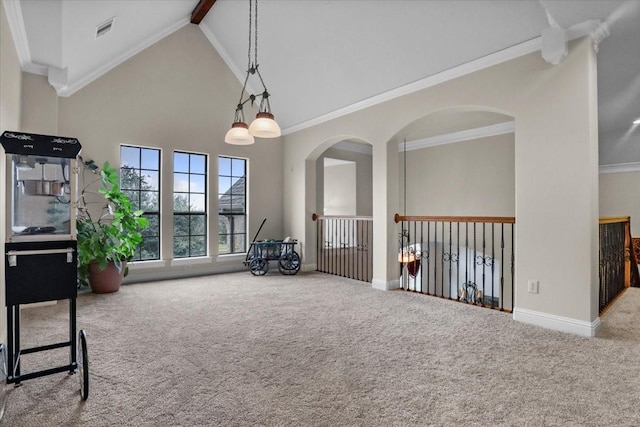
(225, 0, 281, 145)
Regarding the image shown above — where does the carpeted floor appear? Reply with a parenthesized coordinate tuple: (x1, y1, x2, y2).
(1, 271, 640, 426)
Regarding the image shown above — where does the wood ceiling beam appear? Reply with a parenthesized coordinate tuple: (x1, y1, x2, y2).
(191, 0, 216, 25)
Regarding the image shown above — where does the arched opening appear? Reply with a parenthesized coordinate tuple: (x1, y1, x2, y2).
(392, 107, 515, 217)
(315, 139, 373, 217)
(389, 106, 516, 310)
(304, 137, 373, 281)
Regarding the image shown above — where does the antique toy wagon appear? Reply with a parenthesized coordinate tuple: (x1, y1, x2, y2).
(244, 239, 300, 276)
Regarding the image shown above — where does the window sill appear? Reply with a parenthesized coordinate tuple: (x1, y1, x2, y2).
(170, 256, 213, 267)
(128, 260, 168, 270)
(216, 253, 247, 263)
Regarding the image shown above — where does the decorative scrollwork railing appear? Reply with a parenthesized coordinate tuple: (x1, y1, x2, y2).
(312, 214, 373, 282)
(395, 214, 515, 312)
(599, 217, 640, 314)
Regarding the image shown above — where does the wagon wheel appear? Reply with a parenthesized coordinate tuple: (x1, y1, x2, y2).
(278, 251, 301, 275)
(77, 330, 89, 400)
(0, 344, 6, 418)
(244, 251, 255, 267)
(250, 258, 269, 276)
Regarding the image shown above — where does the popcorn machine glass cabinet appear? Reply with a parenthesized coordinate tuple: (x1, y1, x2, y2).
(10, 154, 72, 238)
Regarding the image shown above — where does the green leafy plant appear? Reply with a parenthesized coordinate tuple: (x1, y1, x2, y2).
(76, 159, 149, 287)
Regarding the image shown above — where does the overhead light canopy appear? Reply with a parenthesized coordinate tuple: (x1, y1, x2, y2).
(225, 0, 281, 145)
(633, 118, 640, 125)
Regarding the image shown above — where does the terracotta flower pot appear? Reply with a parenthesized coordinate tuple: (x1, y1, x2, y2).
(88, 261, 126, 294)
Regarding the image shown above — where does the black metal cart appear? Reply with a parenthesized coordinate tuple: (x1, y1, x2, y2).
(245, 240, 301, 276)
(1, 241, 89, 399)
(0, 131, 89, 400)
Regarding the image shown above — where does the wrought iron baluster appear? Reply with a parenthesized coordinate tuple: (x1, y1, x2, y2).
(427, 221, 431, 295)
(440, 221, 444, 298)
(413, 220, 419, 292)
(358, 220, 362, 281)
(350, 219, 354, 280)
(457, 222, 460, 301)
(482, 222, 486, 307)
(465, 222, 469, 299)
(473, 222, 477, 304)
(500, 223, 505, 311)
(511, 223, 515, 311)
(448, 221, 452, 300)
(491, 222, 495, 309)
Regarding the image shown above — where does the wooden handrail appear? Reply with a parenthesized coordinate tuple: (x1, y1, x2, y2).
(312, 213, 373, 221)
(599, 216, 631, 224)
(394, 213, 515, 224)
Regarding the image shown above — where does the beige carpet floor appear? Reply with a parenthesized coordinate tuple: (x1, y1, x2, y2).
(1, 271, 640, 426)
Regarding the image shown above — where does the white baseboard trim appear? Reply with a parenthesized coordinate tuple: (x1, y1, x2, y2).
(301, 263, 317, 272)
(513, 307, 601, 337)
(372, 279, 400, 291)
(123, 264, 246, 284)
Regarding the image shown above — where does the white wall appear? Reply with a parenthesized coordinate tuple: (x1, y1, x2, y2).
(55, 25, 284, 281)
(323, 160, 356, 216)
(316, 146, 373, 217)
(283, 38, 600, 335)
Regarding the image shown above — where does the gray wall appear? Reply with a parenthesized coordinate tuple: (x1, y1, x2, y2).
(402, 133, 515, 217)
(600, 170, 640, 236)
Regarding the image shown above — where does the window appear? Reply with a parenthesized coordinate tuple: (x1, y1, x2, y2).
(218, 157, 246, 254)
(120, 145, 161, 261)
(173, 152, 207, 258)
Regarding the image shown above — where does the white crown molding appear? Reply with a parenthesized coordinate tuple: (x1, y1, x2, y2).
(333, 140, 373, 155)
(398, 121, 514, 152)
(57, 17, 191, 97)
(199, 23, 258, 98)
(513, 307, 601, 337)
(566, 19, 599, 41)
(599, 162, 640, 174)
(2, 0, 32, 69)
(281, 19, 598, 136)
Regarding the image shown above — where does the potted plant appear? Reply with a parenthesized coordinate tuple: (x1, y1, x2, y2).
(76, 159, 148, 293)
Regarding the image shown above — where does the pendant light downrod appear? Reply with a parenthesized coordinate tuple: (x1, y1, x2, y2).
(225, 0, 281, 145)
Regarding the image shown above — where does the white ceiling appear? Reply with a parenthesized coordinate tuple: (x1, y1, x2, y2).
(4, 0, 640, 165)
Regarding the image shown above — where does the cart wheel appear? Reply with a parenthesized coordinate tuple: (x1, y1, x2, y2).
(0, 344, 6, 419)
(77, 330, 89, 400)
(250, 258, 269, 276)
(278, 251, 301, 275)
(0, 343, 6, 379)
(244, 251, 255, 267)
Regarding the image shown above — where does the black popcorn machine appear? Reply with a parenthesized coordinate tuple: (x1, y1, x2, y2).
(0, 131, 89, 400)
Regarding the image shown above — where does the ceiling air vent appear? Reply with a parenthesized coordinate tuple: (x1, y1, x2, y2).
(96, 17, 115, 38)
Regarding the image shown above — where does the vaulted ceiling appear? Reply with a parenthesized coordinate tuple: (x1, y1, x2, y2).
(3, 0, 639, 164)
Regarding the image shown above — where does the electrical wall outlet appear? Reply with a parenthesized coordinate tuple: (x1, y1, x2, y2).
(527, 280, 539, 294)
